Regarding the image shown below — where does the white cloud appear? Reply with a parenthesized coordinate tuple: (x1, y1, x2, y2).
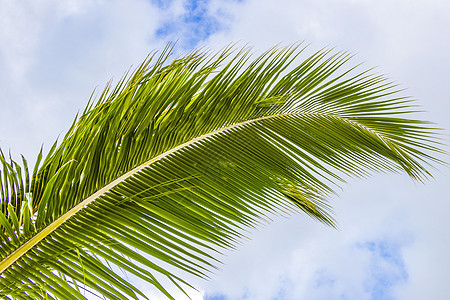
(0, 0, 165, 160)
(197, 174, 449, 300)
(0, 0, 448, 299)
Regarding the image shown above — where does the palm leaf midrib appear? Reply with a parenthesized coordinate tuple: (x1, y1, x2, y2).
(0, 108, 413, 274)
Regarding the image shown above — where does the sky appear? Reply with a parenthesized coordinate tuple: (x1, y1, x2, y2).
(0, 0, 449, 299)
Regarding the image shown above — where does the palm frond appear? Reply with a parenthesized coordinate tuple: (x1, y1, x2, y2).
(0, 43, 446, 299)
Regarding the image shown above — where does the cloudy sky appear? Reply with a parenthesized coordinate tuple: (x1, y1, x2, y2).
(0, 0, 449, 299)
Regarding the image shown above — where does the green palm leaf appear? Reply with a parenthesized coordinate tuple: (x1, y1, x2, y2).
(0, 43, 446, 299)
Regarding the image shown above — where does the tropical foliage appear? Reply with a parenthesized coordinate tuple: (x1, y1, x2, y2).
(0, 44, 445, 299)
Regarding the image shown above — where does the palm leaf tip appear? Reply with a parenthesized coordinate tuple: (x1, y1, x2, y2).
(0, 43, 446, 299)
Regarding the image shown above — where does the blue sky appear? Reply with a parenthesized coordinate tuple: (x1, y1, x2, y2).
(154, 0, 222, 48)
(0, 0, 449, 299)
(358, 240, 408, 300)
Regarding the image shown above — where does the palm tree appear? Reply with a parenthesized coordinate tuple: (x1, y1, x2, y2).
(0, 43, 446, 299)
